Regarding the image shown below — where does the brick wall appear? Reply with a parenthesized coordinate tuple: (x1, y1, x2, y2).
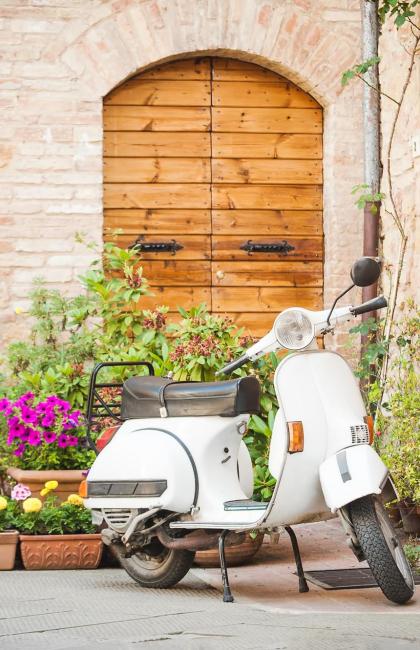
(0, 0, 367, 346)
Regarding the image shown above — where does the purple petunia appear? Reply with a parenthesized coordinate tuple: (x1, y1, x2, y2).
(41, 413, 56, 428)
(20, 405, 38, 424)
(43, 430, 57, 444)
(57, 434, 69, 448)
(0, 398, 10, 412)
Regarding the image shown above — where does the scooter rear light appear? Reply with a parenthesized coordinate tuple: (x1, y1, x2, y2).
(79, 479, 87, 498)
(364, 415, 374, 445)
(287, 421, 304, 453)
(96, 425, 119, 451)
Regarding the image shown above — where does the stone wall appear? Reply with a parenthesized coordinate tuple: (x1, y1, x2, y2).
(0, 0, 367, 346)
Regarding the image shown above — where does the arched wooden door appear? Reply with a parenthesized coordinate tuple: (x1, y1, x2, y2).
(103, 57, 323, 336)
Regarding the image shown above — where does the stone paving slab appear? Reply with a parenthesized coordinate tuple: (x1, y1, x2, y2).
(192, 519, 420, 614)
(0, 520, 418, 649)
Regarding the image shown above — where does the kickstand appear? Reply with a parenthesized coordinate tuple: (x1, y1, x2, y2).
(219, 530, 234, 603)
(284, 525, 309, 593)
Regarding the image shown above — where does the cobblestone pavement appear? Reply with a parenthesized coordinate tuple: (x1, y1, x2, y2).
(0, 566, 418, 650)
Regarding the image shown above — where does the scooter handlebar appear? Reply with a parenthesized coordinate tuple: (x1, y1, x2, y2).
(350, 295, 387, 317)
(216, 354, 248, 376)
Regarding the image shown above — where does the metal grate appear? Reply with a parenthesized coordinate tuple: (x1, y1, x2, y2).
(350, 424, 370, 445)
(103, 508, 134, 532)
(302, 568, 420, 590)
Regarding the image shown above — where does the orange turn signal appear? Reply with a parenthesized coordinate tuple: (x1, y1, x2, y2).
(364, 415, 374, 445)
(287, 421, 304, 453)
(79, 479, 87, 498)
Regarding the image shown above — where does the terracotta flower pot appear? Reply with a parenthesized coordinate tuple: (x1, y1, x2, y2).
(398, 502, 420, 535)
(20, 534, 103, 570)
(194, 533, 264, 568)
(0, 530, 19, 570)
(7, 467, 85, 503)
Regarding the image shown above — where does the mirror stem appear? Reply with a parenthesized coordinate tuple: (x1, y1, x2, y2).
(326, 284, 355, 326)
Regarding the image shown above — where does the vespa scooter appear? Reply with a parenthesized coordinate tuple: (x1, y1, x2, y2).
(83, 257, 414, 605)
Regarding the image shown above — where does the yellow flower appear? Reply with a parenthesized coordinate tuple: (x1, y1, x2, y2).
(67, 494, 84, 507)
(15, 307, 23, 314)
(0, 496, 8, 511)
(45, 480, 58, 491)
(23, 498, 42, 514)
(40, 488, 50, 497)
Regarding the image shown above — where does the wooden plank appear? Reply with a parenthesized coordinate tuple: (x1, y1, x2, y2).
(213, 108, 322, 133)
(212, 287, 323, 312)
(105, 234, 211, 260)
(211, 261, 323, 287)
(105, 80, 211, 106)
(104, 132, 211, 157)
(211, 235, 323, 261)
(136, 261, 211, 286)
(104, 209, 211, 234)
(103, 106, 210, 132)
(212, 159, 322, 184)
(104, 183, 211, 209)
(212, 133, 322, 159)
(140, 287, 211, 310)
(212, 210, 322, 236)
(216, 312, 277, 336)
(140, 58, 211, 80)
(212, 59, 285, 82)
(104, 158, 210, 183)
(213, 81, 318, 108)
(212, 184, 322, 210)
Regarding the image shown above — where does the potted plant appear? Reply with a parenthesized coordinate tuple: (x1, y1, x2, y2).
(0, 393, 95, 502)
(0, 495, 19, 570)
(8, 481, 102, 570)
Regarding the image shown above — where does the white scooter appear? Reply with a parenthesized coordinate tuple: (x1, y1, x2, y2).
(83, 257, 414, 605)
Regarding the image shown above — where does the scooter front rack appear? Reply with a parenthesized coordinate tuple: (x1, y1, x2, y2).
(85, 360, 154, 453)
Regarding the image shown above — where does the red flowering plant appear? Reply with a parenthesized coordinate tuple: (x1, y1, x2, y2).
(0, 392, 95, 471)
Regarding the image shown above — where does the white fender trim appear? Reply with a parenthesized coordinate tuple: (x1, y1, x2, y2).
(319, 444, 388, 513)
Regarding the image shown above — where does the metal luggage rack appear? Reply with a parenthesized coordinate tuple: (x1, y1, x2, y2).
(85, 361, 154, 452)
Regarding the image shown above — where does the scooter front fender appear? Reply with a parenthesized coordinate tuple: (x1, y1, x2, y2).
(319, 444, 388, 513)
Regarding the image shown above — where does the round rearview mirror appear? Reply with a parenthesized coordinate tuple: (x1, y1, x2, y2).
(350, 257, 381, 287)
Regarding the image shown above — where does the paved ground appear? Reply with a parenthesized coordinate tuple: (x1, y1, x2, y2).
(0, 521, 418, 650)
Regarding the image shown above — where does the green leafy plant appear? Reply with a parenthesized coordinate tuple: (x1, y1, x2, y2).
(378, 0, 419, 27)
(351, 301, 420, 505)
(0, 482, 95, 535)
(403, 541, 420, 570)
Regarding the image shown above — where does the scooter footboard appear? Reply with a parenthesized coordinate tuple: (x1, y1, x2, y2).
(319, 444, 388, 512)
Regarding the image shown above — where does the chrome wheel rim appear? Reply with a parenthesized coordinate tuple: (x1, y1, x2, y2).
(129, 543, 173, 574)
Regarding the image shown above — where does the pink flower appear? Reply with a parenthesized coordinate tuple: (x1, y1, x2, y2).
(0, 398, 10, 412)
(67, 436, 79, 447)
(13, 444, 26, 457)
(375, 430, 382, 437)
(43, 430, 57, 444)
(11, 483, 31, 500)
(57, 434, 69, 448)
(28, 430, 42, 446)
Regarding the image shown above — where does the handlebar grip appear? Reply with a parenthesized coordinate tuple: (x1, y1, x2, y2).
(216, 354, 248, 376)
(351, 295, 387, 316)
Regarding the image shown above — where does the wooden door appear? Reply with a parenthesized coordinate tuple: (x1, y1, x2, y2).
(103, 57, 323, 335)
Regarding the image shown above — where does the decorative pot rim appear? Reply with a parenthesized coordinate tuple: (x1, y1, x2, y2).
(7, 467, 87, 482)
(19, 534, 102, 541)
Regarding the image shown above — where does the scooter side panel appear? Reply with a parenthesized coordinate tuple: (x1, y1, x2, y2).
(264, 351, 367, 525)
(85, 421, 196, 512)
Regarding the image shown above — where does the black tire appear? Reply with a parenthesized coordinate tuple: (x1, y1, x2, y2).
(349, 495, 415, 604)
(119, 538, 195, 589)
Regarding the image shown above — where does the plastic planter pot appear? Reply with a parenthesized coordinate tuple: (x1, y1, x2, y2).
(0, 530, 19, 570)
(20, 534, 103, 570)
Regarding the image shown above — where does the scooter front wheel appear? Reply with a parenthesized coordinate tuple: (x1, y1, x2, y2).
(119, 538, 195, 589)
(349, 495, 414, 604)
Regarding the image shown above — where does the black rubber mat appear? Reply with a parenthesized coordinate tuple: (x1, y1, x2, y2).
(301, 568, 420, 590)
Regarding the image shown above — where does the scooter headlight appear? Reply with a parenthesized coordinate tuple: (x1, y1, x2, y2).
(274, 309, 315, 350)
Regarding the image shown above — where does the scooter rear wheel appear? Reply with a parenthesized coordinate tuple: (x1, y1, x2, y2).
(119, 538, 195, 589)
(349, 495, 414, 604)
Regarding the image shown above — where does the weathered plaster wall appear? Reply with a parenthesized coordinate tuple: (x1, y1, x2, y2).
(0, 0, 365, 346)
(378, 17, 420, 312)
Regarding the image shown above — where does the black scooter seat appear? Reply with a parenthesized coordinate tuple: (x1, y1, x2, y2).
(121, 375, 260, 419)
